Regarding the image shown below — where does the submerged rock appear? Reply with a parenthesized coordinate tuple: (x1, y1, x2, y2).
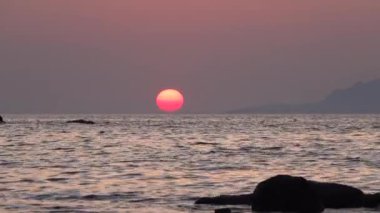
(195, 174, 380, 212)
(66, 119, 95, 125)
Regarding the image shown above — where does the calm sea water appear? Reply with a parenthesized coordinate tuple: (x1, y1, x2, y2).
(0, 114, 379, 213)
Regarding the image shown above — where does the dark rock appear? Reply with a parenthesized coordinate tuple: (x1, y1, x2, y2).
(0, 115, 4, 123)
(214, 208, 231, 213)
(308, 180, 364, 208)
(66, 119, 95, 125)
(363, 193, 380, 208)
(251, 175, 324, 212)
(195, 194, 253, 205)
(194, 174, 380, 212)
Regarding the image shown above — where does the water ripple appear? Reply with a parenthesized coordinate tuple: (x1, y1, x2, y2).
(0, 114, 379, 212)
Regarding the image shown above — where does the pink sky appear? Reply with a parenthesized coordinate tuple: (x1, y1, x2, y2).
(1, 1, 379, 113)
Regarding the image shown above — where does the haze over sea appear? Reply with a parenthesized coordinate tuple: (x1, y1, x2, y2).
(0, 114, 379, 212)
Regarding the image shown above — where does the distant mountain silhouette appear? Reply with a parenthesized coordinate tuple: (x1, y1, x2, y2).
(231, 79, 380, 113)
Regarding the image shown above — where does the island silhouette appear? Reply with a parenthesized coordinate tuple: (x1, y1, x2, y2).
(231, 79, 380, 114)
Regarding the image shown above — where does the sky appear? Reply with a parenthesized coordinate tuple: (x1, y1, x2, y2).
(1, 0, 379, 113)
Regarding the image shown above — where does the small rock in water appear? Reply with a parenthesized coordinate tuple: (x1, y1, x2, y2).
(0, 115, 4, 123)
(215, 208, 231, 213)
(66, 119, 95, 125)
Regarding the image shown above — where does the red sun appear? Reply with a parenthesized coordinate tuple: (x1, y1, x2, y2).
(156, 89, 184, 112)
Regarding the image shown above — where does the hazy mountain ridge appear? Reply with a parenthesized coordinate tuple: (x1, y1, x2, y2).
(232, 79, 380, 113)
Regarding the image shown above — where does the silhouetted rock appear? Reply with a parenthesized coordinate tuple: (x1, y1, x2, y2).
(195, 174, 380, 212)
(0, 115, 4, 123)
(66, 119, 95, 125)
(214, 208, 231, 213)
(252, 175, 324, 212)
(231, 79, 380, 113)
(195, 194, 253, 205)
(308, 180, 364, 208)
(363, 193, 380, 208)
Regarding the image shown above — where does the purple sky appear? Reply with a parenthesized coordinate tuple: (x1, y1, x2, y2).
(1, 1, 379, 113)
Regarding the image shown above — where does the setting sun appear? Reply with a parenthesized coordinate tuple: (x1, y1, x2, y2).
(156, 89, 184, 112)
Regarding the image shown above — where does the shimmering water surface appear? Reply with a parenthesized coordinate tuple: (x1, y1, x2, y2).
(0, 114, 379, 212)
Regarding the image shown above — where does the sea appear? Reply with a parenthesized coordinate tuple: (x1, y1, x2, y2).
(0, 114, 379, 213)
